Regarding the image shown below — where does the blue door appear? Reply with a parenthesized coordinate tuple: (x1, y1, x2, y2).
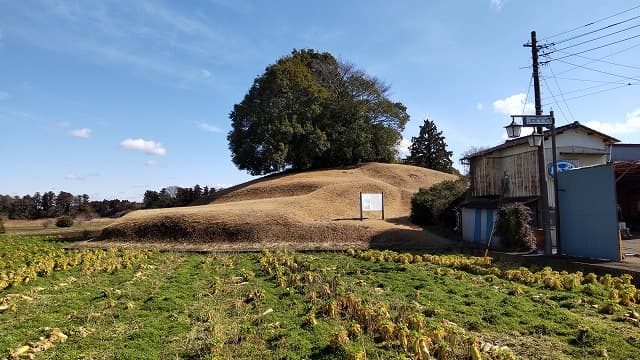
(557, 164, 620, 261)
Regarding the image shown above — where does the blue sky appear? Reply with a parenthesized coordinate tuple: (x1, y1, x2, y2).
(2, 0, 640, 201)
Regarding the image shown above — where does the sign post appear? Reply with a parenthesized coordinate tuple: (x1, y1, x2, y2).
(509, 111, 561, 255)
(517, 115, 553, 126)
(360, 193, 384, 220)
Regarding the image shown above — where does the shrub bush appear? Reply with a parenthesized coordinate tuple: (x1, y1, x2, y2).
(410, 178, 468, 226)
(495, 203, 535, 250)
(55, 216, 74, 228)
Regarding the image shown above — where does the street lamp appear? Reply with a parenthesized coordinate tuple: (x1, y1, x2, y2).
(505, 118, 522, 138)
(528, 129, 543, 147)
(505, 112, 560, 256)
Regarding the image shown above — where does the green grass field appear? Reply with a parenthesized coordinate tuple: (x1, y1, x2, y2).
(2, 235, 640, 359)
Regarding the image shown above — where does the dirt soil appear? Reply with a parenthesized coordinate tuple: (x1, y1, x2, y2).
(98, 163, 459, 250)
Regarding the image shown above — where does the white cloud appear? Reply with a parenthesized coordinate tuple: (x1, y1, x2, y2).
(120, 138, 167, 155)
(396, 138, 412, 157)
(197, 122, 223, 133)
(201, 69, 211, 78)
(57, 120, 71, 128)
(476, 103, 484, 111)
(586, 108, 640, 135)
(490, 0, 504, 11)
(138, 1, 220, 39)
(0, 91, 8, 100)
(64, 174, 85, 181)
(145, 159, 158, 167)
(492, 93, 534, 115)
(70, 128, 91, 138)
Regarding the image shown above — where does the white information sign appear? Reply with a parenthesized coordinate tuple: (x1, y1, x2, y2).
(361, 193, 383, 211)
(360, 192, 384, 220)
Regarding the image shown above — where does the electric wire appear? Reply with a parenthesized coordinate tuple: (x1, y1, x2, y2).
(542, 23, 640, 56)
(550, 58, 640, 82)
(540, 80, 635, 95)
(542, 83, 631, 107)
(541, 76, 633, 85)
(522, 74, 533, 113)
(541, 33, 640, 60)
(525, 5, 640, 122)
(551, 14, 640, 45)
(541, 4, 640, 41)
(547, 41, 640, 77)
(521, 40, 640, 70)
(553, 50, 640, 70)
(546, 64, 576, 123)
(541, 75, 571, 124)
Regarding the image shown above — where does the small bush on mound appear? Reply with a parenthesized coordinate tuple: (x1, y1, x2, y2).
(410, 178, 468, 226)
(496, 203, 535, 250)
(55, 216, 74, 228)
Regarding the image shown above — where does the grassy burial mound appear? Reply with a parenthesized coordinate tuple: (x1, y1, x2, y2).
(100, 163, 457, 249)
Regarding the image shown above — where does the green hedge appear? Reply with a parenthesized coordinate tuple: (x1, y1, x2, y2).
(410, 178, 468, 227)
(496, 203, 536, 250)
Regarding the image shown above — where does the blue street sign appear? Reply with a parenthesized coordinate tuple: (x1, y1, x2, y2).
(522, 115, 553, 126)
(547, 160, 576, 178)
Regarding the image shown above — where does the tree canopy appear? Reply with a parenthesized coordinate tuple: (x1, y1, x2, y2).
(228, 49, 409, 175)
(405, 119, 454, 173)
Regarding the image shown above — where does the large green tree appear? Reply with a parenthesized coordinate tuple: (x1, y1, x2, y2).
(228, 49, 409, 175)
(405, 119, 454, 173)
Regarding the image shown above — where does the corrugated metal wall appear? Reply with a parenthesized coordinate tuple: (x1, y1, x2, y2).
(471, 151, 539, 197)
(557, 164, 620, 261)
(461, 208, 498, 244)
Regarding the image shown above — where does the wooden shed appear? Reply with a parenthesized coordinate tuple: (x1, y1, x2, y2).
(460, 122, 619, 245)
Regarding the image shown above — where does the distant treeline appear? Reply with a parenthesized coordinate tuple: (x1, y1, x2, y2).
(0, 191, 140, 220)
(143, 185, 219, 209)
(1, 184, 221, 220)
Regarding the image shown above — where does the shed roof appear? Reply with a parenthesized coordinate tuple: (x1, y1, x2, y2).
(615, 161, 640, 182)
(461, 121, 620, 161)
(611, 143, 640, 161)
(461, 196, 538, 209)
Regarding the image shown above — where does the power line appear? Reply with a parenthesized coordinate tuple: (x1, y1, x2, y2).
(522, 38, 640, 71)
(541, 75, 632, 85)
(550, 58, 640, 82)
(522, 74, 533, 113)
(541, 4, 640, 41)
(553, 50, 640, 70)
(551, 14, 640, 46)
(542, 23, 640, 56)
(546, 64, 576, 123)
(542, 33, 640, 63)
(542, 83, 632, 107)
(542, 76, 571, 124)
(548, 41, 640, 77)
(543, 80, 636, 95)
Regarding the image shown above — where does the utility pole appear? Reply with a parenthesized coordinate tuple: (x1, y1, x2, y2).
(525, 31, 553, 256)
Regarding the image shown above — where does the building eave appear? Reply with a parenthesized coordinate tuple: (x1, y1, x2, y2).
(460, 121, 620, 162)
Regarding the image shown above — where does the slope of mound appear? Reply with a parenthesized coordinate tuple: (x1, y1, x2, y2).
(100, 163, 458, 249)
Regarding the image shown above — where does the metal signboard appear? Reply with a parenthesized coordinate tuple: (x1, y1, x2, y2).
(360, 193, 384, 220)
(521, 115, 553, 126)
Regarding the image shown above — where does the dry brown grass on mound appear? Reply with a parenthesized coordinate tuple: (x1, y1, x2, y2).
(100, 162, 458, 248)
